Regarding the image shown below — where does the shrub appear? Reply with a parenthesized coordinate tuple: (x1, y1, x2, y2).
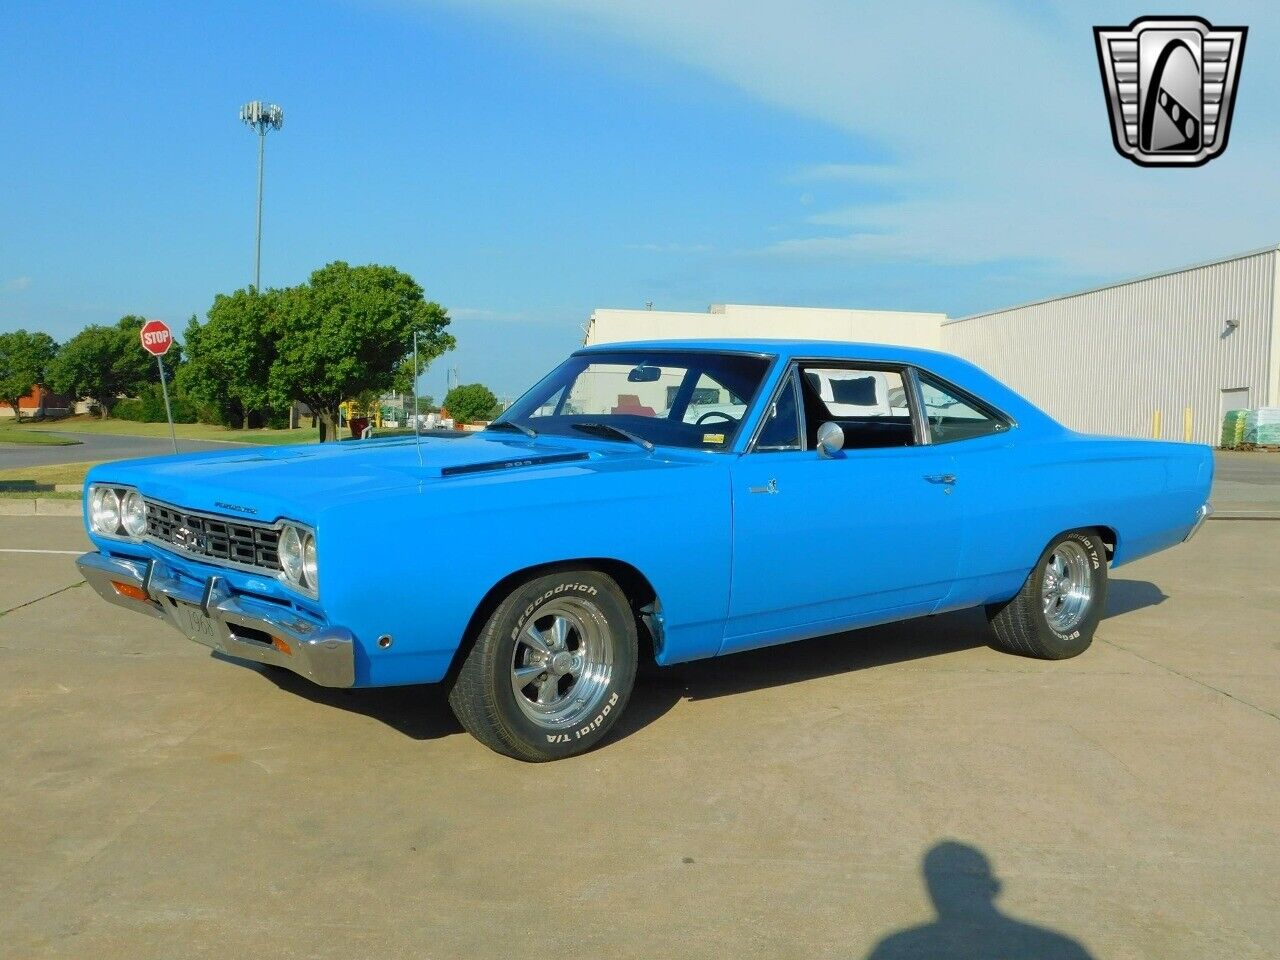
(113, 398, 147, 421)
(112, 385, 197, 423)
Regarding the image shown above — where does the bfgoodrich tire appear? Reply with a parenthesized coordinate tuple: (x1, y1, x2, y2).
(447, 569, 638, 761)
(986, 530, 1108, 660)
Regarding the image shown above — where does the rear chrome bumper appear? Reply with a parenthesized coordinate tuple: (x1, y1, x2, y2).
(1183, 503, 1213, 543)
(76, 552, 355, 687)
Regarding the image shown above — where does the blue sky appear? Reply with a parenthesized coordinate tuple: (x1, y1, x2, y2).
(2, 1, 1278, 400)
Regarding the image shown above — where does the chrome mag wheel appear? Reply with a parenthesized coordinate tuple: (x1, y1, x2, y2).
(510, 597, 614, 728)
(1041, 540, 1094, 632)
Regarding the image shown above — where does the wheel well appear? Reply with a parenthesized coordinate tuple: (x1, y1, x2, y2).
(1093, 526, 1117, 561)
(443, 558, 661, 685)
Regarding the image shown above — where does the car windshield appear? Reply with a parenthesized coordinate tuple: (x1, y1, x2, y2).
(493, 350, 773, 451)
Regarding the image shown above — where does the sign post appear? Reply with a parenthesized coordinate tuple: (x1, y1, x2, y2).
(139, 319, 178, 454)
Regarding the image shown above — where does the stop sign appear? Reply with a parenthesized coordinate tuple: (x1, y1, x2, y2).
(139, 319, 173, 356)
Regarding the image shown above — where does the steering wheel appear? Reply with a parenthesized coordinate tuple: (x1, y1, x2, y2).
(695, 411, 736, 425)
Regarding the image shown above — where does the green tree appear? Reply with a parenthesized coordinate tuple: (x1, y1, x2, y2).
(48, 316, 180, 418)
(0, 329, 59, 421)
(269, 261, 454, 441)
(182, 291, 277, 428)
(444, 383, 500, 424)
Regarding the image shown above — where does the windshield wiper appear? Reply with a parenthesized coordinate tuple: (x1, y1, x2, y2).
(487, 419, 537, 439)
(570, 422, 654, 452)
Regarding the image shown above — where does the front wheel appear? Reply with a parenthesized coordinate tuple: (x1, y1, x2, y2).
(448, 569, 638, 761)
(986, 530, 1108, 659)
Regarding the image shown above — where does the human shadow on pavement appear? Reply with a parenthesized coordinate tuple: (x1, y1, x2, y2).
(865, 841, 1095, 960)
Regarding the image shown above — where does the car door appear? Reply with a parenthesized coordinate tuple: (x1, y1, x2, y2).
(723, 362, 962, 653)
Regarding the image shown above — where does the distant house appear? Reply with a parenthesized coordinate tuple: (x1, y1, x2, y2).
(1, 383, 73, 419)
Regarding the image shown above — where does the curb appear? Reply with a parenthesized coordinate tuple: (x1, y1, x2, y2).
(1209, 511, 1280, 521)
(0, 499, 82, 517)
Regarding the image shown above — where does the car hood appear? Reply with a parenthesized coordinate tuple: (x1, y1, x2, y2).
(85, 433, 677, 523)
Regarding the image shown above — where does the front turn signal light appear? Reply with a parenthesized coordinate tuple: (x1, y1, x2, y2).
(110, 581, 150, 603)
(271, 636, 293, 656)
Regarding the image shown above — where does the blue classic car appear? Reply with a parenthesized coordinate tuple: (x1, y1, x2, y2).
(77, 340, 1213, 760)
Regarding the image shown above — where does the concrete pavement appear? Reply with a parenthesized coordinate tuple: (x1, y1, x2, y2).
(1, 517, 1277, 958)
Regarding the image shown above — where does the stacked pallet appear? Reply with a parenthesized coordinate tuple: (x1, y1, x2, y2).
(1243, 408, 1280, 448)
(1221, 409, 1248, 449)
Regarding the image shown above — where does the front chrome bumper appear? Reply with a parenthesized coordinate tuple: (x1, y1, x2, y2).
(77, 552, 355, 687)
(1183, 503, 1214, 542)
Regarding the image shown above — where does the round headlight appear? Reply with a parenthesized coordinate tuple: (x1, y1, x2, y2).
(302, 532, 317, 590)
(279, 525, 304, 585)
(121, 490, 148, 538)
(90, 487, 121, 534)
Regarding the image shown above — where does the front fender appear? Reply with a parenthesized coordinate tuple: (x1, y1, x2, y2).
(317, 459, 732, 686)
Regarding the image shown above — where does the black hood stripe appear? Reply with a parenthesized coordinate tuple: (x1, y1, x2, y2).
(440, 452, 589, 477)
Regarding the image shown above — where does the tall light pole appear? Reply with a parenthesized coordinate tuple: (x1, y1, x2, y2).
(239, 100, 284, 291)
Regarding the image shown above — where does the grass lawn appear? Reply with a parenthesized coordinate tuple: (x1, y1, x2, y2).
(24, 416, 318, 446)
(0, 423, 81, 446)
(0, 461, 99, 488)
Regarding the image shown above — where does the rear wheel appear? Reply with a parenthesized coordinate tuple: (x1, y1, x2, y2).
(448, 569, 638, 761)
(986, 530, 1108, 659)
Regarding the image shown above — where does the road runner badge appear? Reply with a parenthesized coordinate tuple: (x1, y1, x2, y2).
(1094, 17, 1246, 167)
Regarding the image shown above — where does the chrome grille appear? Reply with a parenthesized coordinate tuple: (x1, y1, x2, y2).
(144, 500, 281, 572)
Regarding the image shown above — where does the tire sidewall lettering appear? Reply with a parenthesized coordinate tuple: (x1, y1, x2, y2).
(510, 581, 600, 641)
(1043, 533, 1104, 646)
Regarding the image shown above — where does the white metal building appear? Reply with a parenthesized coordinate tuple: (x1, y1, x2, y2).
(585, 245, 1280, 446)
(586, 304, 945, 351)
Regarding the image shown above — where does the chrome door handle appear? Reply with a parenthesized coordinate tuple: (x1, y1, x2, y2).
(924, 473, 956, 484)
(748, 478, 779, 495)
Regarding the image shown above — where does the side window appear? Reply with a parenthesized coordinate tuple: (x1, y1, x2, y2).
(754, 377, 801, 451)
(798, 365, 916, 449)
(916, 372, 1008, 443)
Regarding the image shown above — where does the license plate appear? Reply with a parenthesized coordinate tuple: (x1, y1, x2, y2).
(175, 602, 221, 648)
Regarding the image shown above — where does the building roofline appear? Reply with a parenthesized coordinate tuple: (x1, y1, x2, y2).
(590, 303, 946, 319)
(945, 242, 1280, 325)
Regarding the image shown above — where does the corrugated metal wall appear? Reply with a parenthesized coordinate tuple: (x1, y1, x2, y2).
(942, 249, 1279, 445)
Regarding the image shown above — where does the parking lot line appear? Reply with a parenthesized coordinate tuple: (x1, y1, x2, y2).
(0, 548, 84, 555)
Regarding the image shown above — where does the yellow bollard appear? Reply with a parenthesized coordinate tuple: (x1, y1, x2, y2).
(1151, 409, 1162, 439)
(1183, 407, 1193, 442)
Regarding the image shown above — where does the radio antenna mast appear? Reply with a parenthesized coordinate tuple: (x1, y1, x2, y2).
(412, 331, 423, 466)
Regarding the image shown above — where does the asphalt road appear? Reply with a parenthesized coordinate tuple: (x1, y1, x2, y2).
(0, 430, 248, 468)
(1212, 451, 1280, 513)
(1, 517, 1277, 958)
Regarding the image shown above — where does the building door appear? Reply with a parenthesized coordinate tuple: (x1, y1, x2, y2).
(1220, 388, 1250, 418)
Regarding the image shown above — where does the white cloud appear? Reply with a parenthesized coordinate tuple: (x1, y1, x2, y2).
(429, 0, 1280, 278)
(4, 276, 32, 292)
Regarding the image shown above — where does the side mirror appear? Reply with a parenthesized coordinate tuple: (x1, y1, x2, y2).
(816, 421, 845, 458)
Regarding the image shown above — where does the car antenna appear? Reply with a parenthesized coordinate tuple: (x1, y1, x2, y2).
(412, 330, 423, 467)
